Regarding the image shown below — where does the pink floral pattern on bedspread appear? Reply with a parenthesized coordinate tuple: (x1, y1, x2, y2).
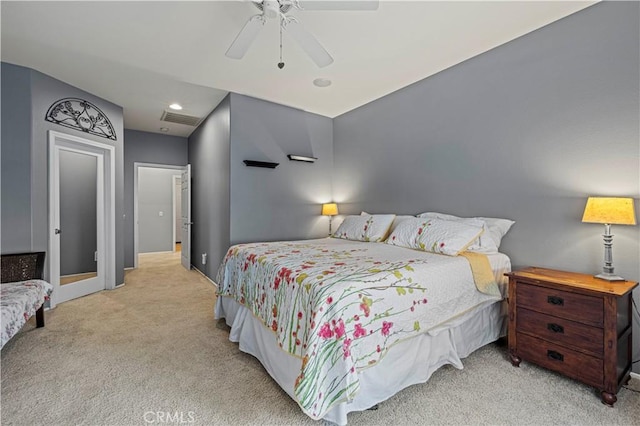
(1, 280, 53, 348)
(216, 238, 500, 419)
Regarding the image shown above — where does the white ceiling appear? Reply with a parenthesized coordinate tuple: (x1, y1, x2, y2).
(1, 1, 596, 138)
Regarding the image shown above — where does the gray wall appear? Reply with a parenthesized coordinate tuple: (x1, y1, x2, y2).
(124, 129, 188, 267)
(229, 93, 334, 244)
(188, 95, 231, 278)
(1, 63, 32, 252)
(1, 62, 125, 284)
(59, 150, 97, 275)
(333, 2, 640, 368)
(138, 167, 181, 253)
(188, 93, 333, 280)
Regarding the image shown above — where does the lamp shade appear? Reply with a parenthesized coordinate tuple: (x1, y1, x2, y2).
(321, 203, 338, 216)
(582, 197, 637, 225)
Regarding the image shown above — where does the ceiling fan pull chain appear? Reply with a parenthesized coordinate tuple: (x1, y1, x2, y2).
(278, 16, 285, 69)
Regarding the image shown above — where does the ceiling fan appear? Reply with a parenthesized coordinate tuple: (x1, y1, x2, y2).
(226, 0, 379, 69)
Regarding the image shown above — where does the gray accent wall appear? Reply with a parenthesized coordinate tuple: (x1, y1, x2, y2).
(188, 95, 231, 278)
(59, 150, 98, 275)
(138, 167, 181, 253)
(333, 2, 639, 368)
(1, 63, 32, 252)
(1, 62, 125, 285)
(187, 93, 334, 280)
(229, 93, 333, 244)
(124, 129, 188, 267)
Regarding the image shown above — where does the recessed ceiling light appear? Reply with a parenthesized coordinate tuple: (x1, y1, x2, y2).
(160, 127, 170, 132)
(313, 78, 332, 88)
(169, 103, 183, 110)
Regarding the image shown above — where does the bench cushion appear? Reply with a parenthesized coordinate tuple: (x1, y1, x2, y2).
(1, 279, 53, 348)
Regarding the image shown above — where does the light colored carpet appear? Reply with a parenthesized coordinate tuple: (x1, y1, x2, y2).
(1, 252, 638, 425)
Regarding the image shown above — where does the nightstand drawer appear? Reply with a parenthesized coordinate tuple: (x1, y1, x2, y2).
(516, 281, 603, 326)
(516, 308, 603, 357)
(516, 333, 603, 388)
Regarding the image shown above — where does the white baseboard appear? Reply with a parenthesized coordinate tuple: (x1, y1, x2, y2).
(193, 267, 218, 288)
(631, 371, 640, 380)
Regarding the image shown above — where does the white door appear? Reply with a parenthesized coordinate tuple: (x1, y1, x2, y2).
(173, 176, 182, 248)
(49, 131, 116, 306)
(181, 164, 192, 270)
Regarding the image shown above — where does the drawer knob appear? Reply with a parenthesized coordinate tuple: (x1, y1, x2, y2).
(547, 323, 564, 334)
(547, 350, 564, 362)
(547, 295, 564, 306)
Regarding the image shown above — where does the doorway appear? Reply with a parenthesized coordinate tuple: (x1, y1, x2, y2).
(48, 131, 116, 307)
(134, 163, 190, 269)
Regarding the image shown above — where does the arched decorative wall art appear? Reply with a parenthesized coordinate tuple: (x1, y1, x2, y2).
(45, 98, 117, 140)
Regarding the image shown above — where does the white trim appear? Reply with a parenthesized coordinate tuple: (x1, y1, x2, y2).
(133, 162, 184, 268)
(631, 372, 640, 380)
(48, 131, 116, 308)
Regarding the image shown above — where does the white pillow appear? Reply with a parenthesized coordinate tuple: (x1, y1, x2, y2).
(361, 212, 414, 236)
(334, 214, 396, 242)
(416, 212, 514, 251)
(386, 217, 484, 256)
(416, 212, 494, 252)
(477, 217, 515, 248)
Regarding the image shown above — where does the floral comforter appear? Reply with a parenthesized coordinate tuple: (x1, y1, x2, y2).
(216, 238, 501, 419)
(1, 280, 53, 348)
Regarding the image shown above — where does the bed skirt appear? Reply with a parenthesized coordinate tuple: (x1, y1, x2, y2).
(215, 296, 506, 425)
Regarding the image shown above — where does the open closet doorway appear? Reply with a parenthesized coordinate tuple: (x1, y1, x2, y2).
(134, 163, 190, 269)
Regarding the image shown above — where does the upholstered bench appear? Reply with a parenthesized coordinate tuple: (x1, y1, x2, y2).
(1, 252, 53, 349)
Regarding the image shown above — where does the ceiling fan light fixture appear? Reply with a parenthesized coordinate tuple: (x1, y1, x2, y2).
(313, 78, 332, 87)
(229, 0, 375, 67)
(263, 0, 281, 18)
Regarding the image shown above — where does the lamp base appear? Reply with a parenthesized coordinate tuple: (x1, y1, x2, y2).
(594, 273, 626, 282)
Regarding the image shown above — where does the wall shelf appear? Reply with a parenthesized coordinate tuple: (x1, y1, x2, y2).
(243, 160, 279, 169)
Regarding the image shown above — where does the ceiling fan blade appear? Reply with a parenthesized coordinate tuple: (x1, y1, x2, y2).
(283, 19, 334, 68)
(294, 0, 378, 11)
(225, 15, 266, 60)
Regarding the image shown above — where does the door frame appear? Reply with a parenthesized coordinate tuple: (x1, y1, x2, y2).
(133, 163, 185, 268)
(48, 131, 116, 308)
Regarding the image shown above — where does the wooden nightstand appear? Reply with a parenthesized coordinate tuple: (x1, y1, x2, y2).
(506, 267, 638, 406)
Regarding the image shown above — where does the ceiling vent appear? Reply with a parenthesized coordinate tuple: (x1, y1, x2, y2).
(160, 110, 203, 127)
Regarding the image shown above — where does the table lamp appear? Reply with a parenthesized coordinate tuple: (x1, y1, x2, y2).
(581, 197, 636, 281)
(321, 203, 339, 236)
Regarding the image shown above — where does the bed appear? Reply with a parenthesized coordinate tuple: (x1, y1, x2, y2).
(215, 213, 512, 425)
